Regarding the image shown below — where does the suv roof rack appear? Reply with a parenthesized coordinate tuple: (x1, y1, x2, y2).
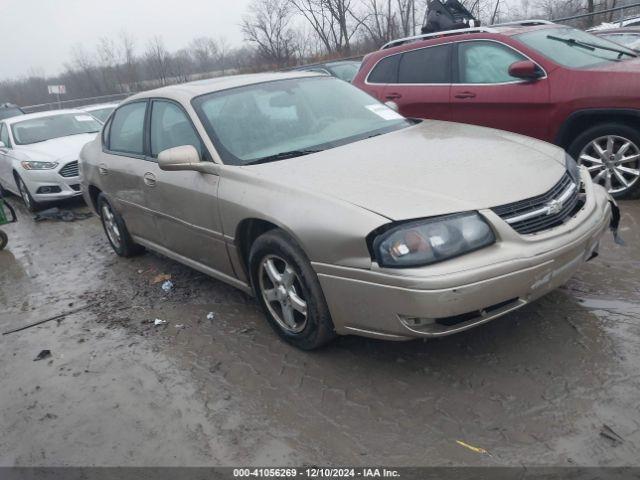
(381, 26, 498, 50)
(491, 19, 555, 27)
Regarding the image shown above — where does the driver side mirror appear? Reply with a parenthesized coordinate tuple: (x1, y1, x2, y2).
(158, 145, 219, 175)
(508, 60, 544, 81)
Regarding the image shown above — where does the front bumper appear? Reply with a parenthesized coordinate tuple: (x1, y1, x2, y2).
(315, 174, 614, 340)
(22, 167, 82, 202)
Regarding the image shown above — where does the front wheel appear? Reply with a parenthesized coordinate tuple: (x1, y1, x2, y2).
(249, 229, 336, 350)
(568, 123, 640, 199)
(16, 175, 41, 212)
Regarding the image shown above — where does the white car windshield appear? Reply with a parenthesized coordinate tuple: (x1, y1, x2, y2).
(11, 113, 101, 145)
(193, 76, 411, 165)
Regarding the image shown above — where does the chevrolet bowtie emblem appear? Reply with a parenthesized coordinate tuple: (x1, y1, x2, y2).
(545, 198, 563, 216)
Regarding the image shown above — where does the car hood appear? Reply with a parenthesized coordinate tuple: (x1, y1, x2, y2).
(15, 133, 97, 162)
(245, 121, 567, 221)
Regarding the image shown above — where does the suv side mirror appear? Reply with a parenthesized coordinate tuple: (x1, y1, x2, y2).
(158, 145, 219, 175)
(508, 60, 544, 81)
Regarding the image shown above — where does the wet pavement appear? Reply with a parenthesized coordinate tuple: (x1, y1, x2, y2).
(0, 196, 639, 467)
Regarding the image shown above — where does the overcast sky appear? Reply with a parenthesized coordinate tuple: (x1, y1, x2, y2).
(0, 0, 252, 81)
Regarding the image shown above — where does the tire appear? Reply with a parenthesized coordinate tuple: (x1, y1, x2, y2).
(568, 123, 640, 199)
(97, 193, 144, 257)
(0, 230, 7, 250)
(15, 175, 41, 212)
(249, 229, 336, 350)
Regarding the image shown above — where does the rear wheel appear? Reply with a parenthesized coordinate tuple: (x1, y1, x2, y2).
(0, 230, 7, 250)
(249, 229, 336, 350)
(568, 123, 640, 199)
(97, 193, 144, 257)
(15, 175, 41, 212)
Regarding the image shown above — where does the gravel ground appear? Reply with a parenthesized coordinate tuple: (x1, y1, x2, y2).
(0, 195, 639, 467)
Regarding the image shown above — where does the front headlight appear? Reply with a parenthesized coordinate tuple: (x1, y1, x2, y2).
(373, 212, 495, 268)
(565, 153, 580, 184)
(21, 161, 58, 170)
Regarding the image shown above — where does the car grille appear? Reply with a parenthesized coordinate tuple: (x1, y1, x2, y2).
(492, 173, 581, 235)
(59, 161, 79, 178)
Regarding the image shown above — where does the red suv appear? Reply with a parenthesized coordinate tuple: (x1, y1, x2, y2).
(353, 21, 640, 198)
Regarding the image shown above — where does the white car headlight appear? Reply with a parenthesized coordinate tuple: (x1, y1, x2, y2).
(21, 161, 59, 170)
(372, 212, 496, 268)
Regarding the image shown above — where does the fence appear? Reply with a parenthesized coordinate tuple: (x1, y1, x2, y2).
(21, 92, 133, 114)
(553, 2, 640, 27)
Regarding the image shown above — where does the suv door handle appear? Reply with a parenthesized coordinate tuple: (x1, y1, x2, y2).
(454, 91, 477, 99)
(386, 92, 402, 100)
(143, 172, 157, 187)
(98, 163, 108, 175)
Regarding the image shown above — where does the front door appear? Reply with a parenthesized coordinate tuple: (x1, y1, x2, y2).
(450, 40, 552, 141)
(143, 99, 234, 278)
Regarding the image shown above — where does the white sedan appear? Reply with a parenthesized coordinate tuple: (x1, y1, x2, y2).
(0, 110, 101, 211)
(79, 103, 119, 123)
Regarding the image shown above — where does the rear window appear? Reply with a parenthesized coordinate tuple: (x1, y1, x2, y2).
(398, 44, 452, 83)
(367, 55, 400, 83)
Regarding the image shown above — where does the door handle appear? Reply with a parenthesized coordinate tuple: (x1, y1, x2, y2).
(98, 163, 108, 175)
(143, 172, 157, 187)
(454, 91, 477, 99)
(386, 92, 402, 100)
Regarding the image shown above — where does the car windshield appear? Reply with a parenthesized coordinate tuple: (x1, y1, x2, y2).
(327, 61, 361, 82)
(598, 33, 640, 51)
(0, 108, 23, 121)
(516, 27, 637, 68)
(87, 107, 116, 123)
(193, 76, 411, 165)
(11, 113, 101, 145)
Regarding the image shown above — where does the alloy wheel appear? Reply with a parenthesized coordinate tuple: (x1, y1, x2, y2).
(101, 203, 122, 249)
(258, 255, 308, 334)
(578, 135, 640, 195)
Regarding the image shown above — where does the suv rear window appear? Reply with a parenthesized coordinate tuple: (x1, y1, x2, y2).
(398, 44, 452, 83)
(367, 55, 400, 83)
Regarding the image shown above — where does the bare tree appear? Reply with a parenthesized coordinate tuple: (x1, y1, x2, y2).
(145, 36, 171, 86)
(119, 31, 138, 91)
(189, 37, 219, 73)
(242, 0, 297, 67)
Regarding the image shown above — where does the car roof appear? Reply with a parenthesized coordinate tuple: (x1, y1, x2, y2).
(126, 71, 324, 104)
(594, 27, 640, 34)
(81, 103, 119, 111)
(373, 23, 563, 57)
(3, 109, 89, 125)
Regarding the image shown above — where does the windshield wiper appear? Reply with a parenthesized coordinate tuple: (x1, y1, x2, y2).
(245, 149, 324, 165)
(547, 34, 636, 59)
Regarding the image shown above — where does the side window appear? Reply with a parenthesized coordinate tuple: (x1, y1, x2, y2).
(458, 41, 527, 84)
(398, 45, 452, 84)
(109, 102, 147, 155)
(367, 55, 400, 83)
(0, 123, 10, 147)
(150, 101, 203, 158)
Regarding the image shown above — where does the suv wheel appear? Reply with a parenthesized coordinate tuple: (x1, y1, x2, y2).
(568, 123, 640, 199)
(97, 193, 144, 257)
(249, 229, 336, 350)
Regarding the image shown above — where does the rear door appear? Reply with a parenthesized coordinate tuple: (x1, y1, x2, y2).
(100, 100, 157, 240)
(450, 40, 551, 140)
(143, 99, 234, 277)
(380, 43, 453, 120)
